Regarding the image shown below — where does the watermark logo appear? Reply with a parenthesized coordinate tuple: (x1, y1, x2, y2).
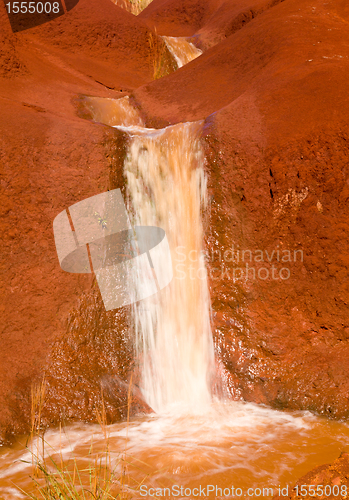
(3, 0, 79, 33)
(174, 246, 303, 282)
(53, 189, 173, 310)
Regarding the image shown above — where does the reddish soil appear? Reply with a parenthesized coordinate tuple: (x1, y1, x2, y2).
(138, 0, 219, 37)
(139, 0, 288, 48)
(1, 0, 349, 444)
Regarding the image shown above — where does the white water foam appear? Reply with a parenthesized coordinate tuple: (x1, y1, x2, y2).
(162, 36, 202, 68)
(118, 120, 215, 414)
(2, 401, 348, 495)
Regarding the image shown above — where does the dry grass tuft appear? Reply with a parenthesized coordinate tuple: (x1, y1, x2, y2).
(17, 379, 149, 500)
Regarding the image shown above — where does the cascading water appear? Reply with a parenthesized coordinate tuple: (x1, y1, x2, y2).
(2, 38, 349, 500)
(120, 121, 214, 413)
(86, 38, 209, 414)
(80, 38, 209, 415)
(162, 36, 202, 68)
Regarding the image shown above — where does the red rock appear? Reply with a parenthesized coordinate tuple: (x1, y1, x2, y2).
(132, 0, 349, 417)
(0, 0, 157, 442)
(2, 0, 349, 442)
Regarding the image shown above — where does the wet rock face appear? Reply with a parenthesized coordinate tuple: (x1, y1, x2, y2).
(0, 106, 137, 442)
(41, 128, 150, 427)
(203, 124, 349, 418)
(43, 289, 150, 426)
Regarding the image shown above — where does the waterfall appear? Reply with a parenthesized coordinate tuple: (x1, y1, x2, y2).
(114, 112, 214, 414)
(162, 36, 202, 68)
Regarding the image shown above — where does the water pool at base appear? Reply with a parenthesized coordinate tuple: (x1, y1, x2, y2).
(0, 401, 348, 499)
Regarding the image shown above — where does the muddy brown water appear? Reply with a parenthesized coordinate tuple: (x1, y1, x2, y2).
(0, 402, 348, 499)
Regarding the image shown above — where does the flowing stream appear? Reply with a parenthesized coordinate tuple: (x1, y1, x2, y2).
(162, 36, 202, 68)
(0, 37, 348, 500)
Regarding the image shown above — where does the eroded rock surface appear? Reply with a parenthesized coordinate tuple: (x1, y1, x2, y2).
(1, 0, 349, 442)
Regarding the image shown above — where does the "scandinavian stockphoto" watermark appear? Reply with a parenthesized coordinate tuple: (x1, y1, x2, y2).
(174, 245, 304, 282)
